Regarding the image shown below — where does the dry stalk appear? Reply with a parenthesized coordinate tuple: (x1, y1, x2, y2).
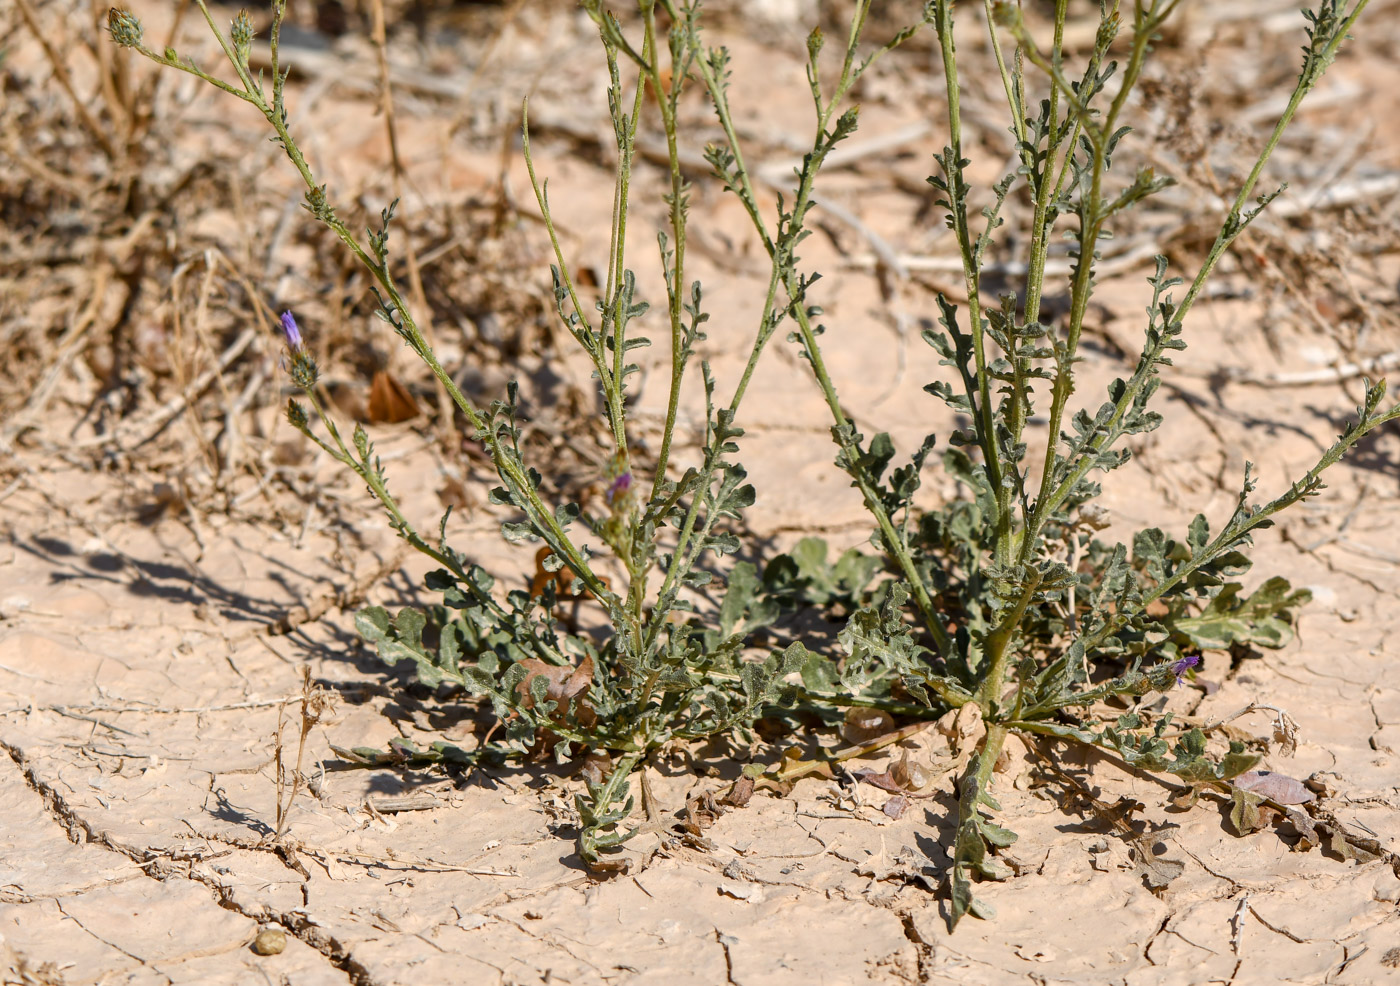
(272, 665, 336, 842)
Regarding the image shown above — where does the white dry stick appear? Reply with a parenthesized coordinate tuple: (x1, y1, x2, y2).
(1214, 351, 1400, 388)
(1231, 894, 1251, 954)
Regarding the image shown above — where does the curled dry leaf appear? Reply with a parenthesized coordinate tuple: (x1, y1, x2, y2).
(366, 369, 421, 423)
(852, 767, 904, 794)
(531, 546, 611, 602)
(889, 750, 931, 792)
(1284, 806, 1321, 850)
(882, 794, 910, 820)
(577, 749, 612, 787)
(1132, 844, 1185, 891)
(720, 775, 755, 808)
(938, 701, 985, 757)
(679, 791, 723, 836)
(1229, 787, 1272, 835)
(1304, 771, 1340, 799)
(856, 843, 939, 891)
(1267, 707, 1300, 757)
(855, 750, 937, 799)
(1234, 770, 1314, 805)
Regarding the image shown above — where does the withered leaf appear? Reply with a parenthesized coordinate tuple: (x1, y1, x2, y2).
(856, 844, 938, 891)
(841, 706, 895, 744)
(366, 369, 421, 423)
(1328, 826, 1383, 864)
(883, 794, 910, 820)
(531, 546, 611, 602)
(720, 775, 755, 808)
(1229, 787, 1268, 835)
(889, 750, 931, 791)
(1169, 784, 1208, 810)
(852, 767, 904, 794)
(516, 655, 596, 727)
(1234, 770, 1313, 805)
(577, 750, 612, 787)
(1130, 844, 1185, 891)
(586, 855, 632, 876)
(1283, 806, 1321, 850)
(679, 791, 723, 837)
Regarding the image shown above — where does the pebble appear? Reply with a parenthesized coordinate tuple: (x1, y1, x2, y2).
(251, 928, 286, 955)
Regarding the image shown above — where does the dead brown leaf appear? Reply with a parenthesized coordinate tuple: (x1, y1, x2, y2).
(515, 655, 596, 728)
(366, 369, 421, 423)
(678, 791, 722, 837)
(720, 775, 755, 808)
(1234, 770, 1313, 804)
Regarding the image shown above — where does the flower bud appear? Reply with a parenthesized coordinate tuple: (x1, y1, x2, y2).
(604, 471, 633, 507)
(231, 10, 255, 61)
(285, 398, 308, 431)
(107, 8, 144, 48)
(280, 310, 303, 351)
(289, 349, 318, 391)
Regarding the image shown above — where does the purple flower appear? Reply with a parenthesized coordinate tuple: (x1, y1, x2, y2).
(281, 311, 303, 351)
(604, 472, 633, 505)
(1171, 654, 1201, 688)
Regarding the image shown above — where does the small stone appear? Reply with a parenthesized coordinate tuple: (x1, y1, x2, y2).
(0, 595, 31, 620)
(251, 928, 286, 955)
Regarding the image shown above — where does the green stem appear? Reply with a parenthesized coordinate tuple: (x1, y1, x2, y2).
(1174, 0, 1370, 325)
(973, 576, 1039, 712)
(932, 0, 1005, 559)
(789, 302, 953, 656)
(647, 5, 692, 493)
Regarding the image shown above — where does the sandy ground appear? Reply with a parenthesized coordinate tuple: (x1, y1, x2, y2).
(3, 1, 1400, 983)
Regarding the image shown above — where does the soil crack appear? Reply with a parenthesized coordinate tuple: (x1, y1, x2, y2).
(1, 739, 374, 986)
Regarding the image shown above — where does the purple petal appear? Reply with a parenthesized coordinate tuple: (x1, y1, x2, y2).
(280, 311, 303, 351)
(1171, 654, 1202, 687)
(604, 472, 633, 505)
